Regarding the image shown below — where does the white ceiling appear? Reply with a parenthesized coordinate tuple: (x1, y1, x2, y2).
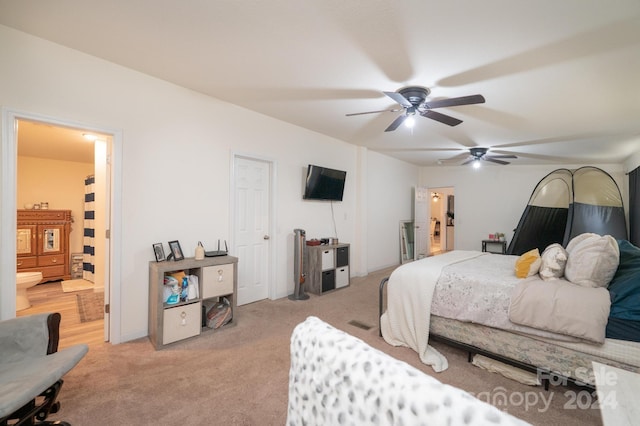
(17, 120, 99, 164)
(2, 0, 640, 166)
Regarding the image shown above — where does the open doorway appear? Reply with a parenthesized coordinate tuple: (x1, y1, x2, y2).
(4, 113, 116, 346)
(428, 186, 454, 255)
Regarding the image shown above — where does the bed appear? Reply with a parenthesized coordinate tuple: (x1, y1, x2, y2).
(379, 235, 640, 388)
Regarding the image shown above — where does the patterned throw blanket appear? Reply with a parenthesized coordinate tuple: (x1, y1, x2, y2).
(288, 316, 530, 426)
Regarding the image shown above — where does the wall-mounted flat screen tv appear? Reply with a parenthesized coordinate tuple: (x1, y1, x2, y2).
(303, 164, 346, 201)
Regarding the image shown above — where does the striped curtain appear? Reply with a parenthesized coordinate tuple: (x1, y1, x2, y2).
(83, 175, 95, 282)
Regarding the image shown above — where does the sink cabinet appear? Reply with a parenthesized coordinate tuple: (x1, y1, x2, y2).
(17, 210, 72, 282)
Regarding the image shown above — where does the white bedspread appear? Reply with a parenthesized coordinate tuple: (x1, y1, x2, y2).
(380, 250, 485, 372)
(433, 254, 584, 342)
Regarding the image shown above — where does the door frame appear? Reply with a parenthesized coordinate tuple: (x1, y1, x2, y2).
(229, 152, 276, 300)
(1, 108, 123, 344)
(413, 186, 429, 260)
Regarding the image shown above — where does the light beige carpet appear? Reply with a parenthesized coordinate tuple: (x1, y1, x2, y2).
(61, 279, 94, 293)
(76, 292, 104, 322)
(50, 267, 600, 426)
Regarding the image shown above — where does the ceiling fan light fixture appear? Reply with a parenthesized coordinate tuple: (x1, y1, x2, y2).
(404, 115, 415, 128)
(473, 159, 481, 169)
(346, 86, 485, 131)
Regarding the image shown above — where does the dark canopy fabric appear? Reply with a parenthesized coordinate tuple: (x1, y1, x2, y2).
(630, 167, 640, 246)
(507, 167, 628, 256)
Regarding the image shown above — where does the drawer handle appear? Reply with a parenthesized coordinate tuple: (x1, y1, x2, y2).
(17, 262, 22, 266)
(51, 259, 57, 263)
(180, 311, 187, 326)
(218, 269, 224, 282)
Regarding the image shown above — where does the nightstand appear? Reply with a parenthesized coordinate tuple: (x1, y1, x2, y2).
(481, 240, 507, 254)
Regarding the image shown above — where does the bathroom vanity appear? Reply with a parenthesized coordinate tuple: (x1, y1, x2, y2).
(17, 210, 72, 282)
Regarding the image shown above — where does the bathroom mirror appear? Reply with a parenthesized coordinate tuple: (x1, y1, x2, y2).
(17, 228, 32, 254)
(42, 228, 60, 252)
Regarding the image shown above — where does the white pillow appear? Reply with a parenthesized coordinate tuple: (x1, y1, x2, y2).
(539, 243, 567, 281)
(564, 233, 619, 288)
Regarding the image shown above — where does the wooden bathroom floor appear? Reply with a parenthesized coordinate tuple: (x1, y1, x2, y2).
(16, 281, 106, 349)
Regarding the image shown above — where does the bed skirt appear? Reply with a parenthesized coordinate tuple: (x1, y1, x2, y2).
(430, 315, 640, 386)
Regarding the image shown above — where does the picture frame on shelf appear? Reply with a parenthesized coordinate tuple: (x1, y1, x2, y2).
(168, 240, 184, 261)
(152, 243, 166, 262)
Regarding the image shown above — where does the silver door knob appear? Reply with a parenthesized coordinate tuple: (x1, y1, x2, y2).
(264, 235, 270, 240)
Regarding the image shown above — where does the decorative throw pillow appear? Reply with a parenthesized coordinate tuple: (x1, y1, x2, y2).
(539, 243, 568, 281)
(515, 248, 541, 278)
(564, 233, 619, 288)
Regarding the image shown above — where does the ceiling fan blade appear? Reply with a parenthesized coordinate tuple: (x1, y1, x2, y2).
(383, 91, 412, 108)
(345, 108, 401, 117)
(384, 114, 408, 132)
(421, 110, 463, 126)
(484, 157, 510, 165)
(424, 94, 486, 109)
(437, 152, 470, 163)
(485, 154, 518, 160)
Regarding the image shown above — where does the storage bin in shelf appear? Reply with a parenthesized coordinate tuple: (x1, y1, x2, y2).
(148, 255, 238, 349)
(305, 243, 350, 295)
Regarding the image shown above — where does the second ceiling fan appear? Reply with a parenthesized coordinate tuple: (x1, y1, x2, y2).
(346, 86, 485, 132)
(462, 147, 517, 166)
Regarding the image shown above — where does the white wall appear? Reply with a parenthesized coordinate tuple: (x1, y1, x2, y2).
(624, 142, 640, 172)
(366, 150, 420, 270)
(0, 25, 415, 341)
(420, 163, 626, 251)
(17, 156, 93, 254)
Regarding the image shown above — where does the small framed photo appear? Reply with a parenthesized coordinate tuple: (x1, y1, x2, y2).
(168, 240, 184, 261)
(152, 243, 166, 262)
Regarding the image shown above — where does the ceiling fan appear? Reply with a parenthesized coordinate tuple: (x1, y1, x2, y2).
(461, 147, 517, 167)
(346, 86, 485, 131)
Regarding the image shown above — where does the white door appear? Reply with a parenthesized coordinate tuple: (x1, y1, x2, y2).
(234, 156, 271, 305)
(414, 187, 429, 259)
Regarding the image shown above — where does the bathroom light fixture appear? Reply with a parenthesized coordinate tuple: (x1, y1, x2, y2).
(83, 133, 106, 143)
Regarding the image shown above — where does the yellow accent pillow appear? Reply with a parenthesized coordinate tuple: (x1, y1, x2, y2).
(515, 248, 541, 278)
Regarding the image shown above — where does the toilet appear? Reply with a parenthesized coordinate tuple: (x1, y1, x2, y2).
(16, 271, 42, 311)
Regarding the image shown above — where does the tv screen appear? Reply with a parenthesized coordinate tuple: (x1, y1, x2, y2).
(303, 164, 346, 201)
